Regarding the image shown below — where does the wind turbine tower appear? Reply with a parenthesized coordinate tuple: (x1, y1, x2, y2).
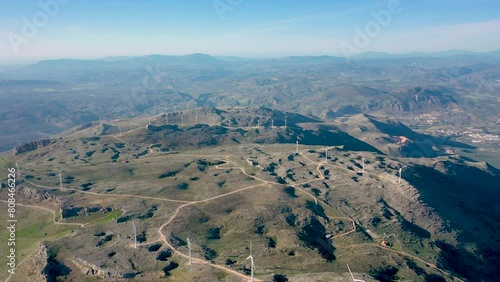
(347, 264, 366, 282)
(132, 221, 137, 248)
(15, 162, 20, 177)
(362, 157, 365, 173)
(284, 117, 287, 128)
(296, 137, 300, 154)
(181, 116, 184, 126)
(119, 126, 122, 136)
(398, 167, 402, 183)
(246, 242, 255, 282)
(187, 236, 192, 265)
(325, 149, 328, 163)
(59, 171, 63, 191)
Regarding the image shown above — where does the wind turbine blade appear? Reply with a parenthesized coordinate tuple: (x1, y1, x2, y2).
(347, 264, 355, 280)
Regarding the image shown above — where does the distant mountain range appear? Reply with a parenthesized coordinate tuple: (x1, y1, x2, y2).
(0, 51, 498, 158)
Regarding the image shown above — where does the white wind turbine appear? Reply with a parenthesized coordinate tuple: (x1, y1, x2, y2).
(347, 264, 366, 282)
(15, 162, 20, 177)
(132, 221, 137, 248)
(324, 149, 328, 163)
(59, 171, 63, 191)
(187, 235, 192, 265)
(398, 167, 403, 183)
(246, 242, 255, 282)
(296, 136, 301, 154)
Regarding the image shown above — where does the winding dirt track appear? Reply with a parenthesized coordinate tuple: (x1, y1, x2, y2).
(7, 125, 464, 281)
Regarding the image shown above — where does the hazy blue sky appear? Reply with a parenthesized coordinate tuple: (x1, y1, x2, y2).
(1, 0, 499, 62)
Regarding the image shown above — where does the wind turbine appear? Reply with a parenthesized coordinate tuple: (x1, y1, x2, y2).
(325, 149, 328, 163)
(132, 221, 138, 248)
(347, 264, 366, 282)
(119, 126, 122, 136)
(212, 116, 215, 126)
(271, 118, 274, 128)
(296, 136, 301, 154)
(187, 235, 192, 265)
(246, 242, 255, 282)
(59, 171, 63, 191)
(181, 116, 184, 126)
(284, 117, 287, 128)
(15, 162, 20, 178)
(148, 117, 151, 126)
(398, 167, 403, 183)
(362, 157, 365, 173)
(195, 115, 198, 124)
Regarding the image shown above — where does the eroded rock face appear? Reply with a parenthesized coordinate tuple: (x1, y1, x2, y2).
(24, 243, 50, 281)
(69, 257, 120, 278)
(13, 139, 54, 155)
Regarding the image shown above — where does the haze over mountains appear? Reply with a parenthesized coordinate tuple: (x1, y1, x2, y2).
(1, 51, 499, 158)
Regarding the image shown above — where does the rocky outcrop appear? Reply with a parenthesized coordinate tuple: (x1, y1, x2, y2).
(12, 139, 54, 155)
(23, 243, 50, 281)
(68, 257, 120, 278)
(18, 187, 63, 208)
(68, 257, 141, 279)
